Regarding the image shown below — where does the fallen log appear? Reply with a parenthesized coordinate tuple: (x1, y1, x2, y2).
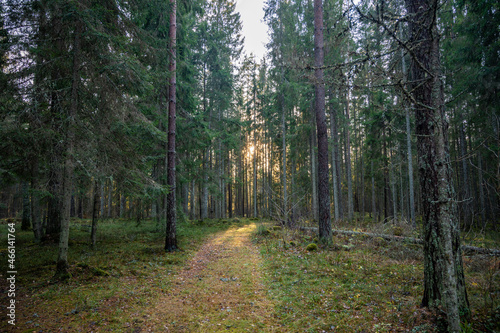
(299, 227, 500, 256)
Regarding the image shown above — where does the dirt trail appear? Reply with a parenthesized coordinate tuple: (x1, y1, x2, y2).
(144, 223, 276, 332)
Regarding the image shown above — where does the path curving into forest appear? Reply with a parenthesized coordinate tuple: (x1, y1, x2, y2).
(144, 223, 277, 332)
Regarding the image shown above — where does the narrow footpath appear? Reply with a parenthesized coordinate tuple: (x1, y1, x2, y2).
(144, 223, 277, 332)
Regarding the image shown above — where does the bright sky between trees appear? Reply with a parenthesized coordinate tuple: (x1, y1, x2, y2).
(235, 0, 268, 60)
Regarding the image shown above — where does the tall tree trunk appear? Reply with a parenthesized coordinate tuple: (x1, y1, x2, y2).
(314, 0, 331, 241)
(383, 127, 390, 220)
(406, 107, 416, 228)
(77, 194, 83, 219)
(31, 159, 43, 241)
(310, 127, 318, 221)
(228, 181, 233, 218)
(100, 183, 105, 218)
(401, 37, 416, 228)
(46, 169, 61, 237)
(21, 181, 31, 231)
(360, 137, 365, 222)
(371, 160, 377, 222)
(281, 77, 287, 225)
(281, 90, 287, 224)
(405, 0, 469, 329)
(477, 151, 486, 227)
(190, 180, 196, 220)
(459, 119, 472, 226)
(55, 21, 81, 280)
(390, 151, 397, 221)
(165, 0, 177, 252)
(107, 180, 113, 218)
(291, 158, 297, 227)
(253, 131, 257, 218)
(330, 104, 341, 221)
(91, 181, 99, 248)
(120, 193, 125, 218)
(201, 150, 209, 219)
(344, 87, 354, 221)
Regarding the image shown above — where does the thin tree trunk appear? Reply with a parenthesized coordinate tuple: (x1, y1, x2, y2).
(120, 193, 125, 218)
(91, 181, 99, 248)
(390, 152, 397, 221)
(477, 151, 486, 227)
(281, 75, 287, 225)
(406, 107, 416, 228)
(459, 119, 472, 226)
(165, 0, 177, 252)
(190, 180, 195, 220)
(314, 0, 331, 241)
(291, 158, 297, 227)
(100, 183, 105, 218)
(21, 181, 31, 231)
(281, 94, 287, 223)
(344, 88, 354, 221)
(330, 106, 340, 221)
(202, 150, 209, 219)
(55, 22, 81, 280)
(31, 171, 43, 241)
(253, 132, 257, 218)
(371, 160, 377, 222)
(310, 128, 318, 221)
(360, 138, 365, 222)
(400, 32, 416, 228)
(107, 180, 113, 218)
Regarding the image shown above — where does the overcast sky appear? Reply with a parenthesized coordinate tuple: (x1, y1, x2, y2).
(235, 0, 268, 60)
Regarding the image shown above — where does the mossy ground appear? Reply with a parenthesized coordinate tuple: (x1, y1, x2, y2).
(0, 217, 249, 332)
(0, 215, 498, 332)
(254, 217, 500, 332)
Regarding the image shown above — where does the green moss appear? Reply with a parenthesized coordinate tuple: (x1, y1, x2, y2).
(91, 267, 111, 277)
(306, 243, 318, 251)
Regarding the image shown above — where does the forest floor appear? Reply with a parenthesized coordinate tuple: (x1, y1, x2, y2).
(144, 223, 277, 332)
(1, 217, 499, 332)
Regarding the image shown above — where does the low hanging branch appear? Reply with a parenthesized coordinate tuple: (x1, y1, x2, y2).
(299, 227, 500, 256)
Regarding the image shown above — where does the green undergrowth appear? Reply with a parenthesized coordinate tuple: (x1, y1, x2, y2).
(0, 217, 248, 332)
(254, 222, 500, 332)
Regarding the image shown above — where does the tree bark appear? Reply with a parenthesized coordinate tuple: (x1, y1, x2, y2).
(314, 0, 331, 241)
(477, 151, 486, 227)
(55, 21, 81, 280)
(330, 106, 340, 222)
(107, 180, 113, 218)
(371, 160, 377, 222)
(310, 126, 318, 221)
(344, 88, 354, 221)
(400, 33, 417, 228)
(91, 181, 99, 248)
(165, 0, 177, 252)
(405, 0, 469, 328)
(21, 181, 31, 231)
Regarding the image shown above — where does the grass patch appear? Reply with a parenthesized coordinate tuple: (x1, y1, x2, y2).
(254, 222, 500, 332)
(0, 217, 248, 332)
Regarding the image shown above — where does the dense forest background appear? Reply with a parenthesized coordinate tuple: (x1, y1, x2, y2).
(2, 0, 498, 241)
(0, 0, 499, 330)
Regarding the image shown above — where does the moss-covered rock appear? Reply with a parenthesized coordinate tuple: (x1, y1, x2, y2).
(306, 243, 318, 251)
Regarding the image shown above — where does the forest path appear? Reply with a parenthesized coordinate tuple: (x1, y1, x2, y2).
(144, 223, 277, 332)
